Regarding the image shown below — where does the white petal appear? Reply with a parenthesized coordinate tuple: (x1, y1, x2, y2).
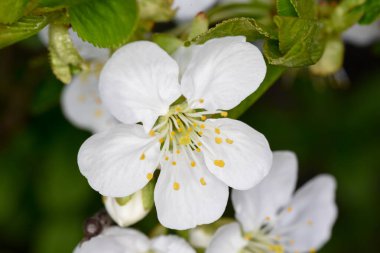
(173, 45, 201, 79)
(343, 22, 380, 46)
(201, 118, 272, 190)
(69, 29, 110, 62)
(38, 26, 49, 47)
(274, 175, 338, 252)
(78, 124, 160, 197)
(232, 151, 298, 231)
(99, 41, 181, 132)
(154, 150, 228, 230)
(206, 223, 247, 253)
(104, 190, 150, 227)
(173, 0, 217, 22)
(62, 65, 118, 133)
(74, 227, 150, 253)
(151, 235, 196, 253)
(180, 36, 266, 111)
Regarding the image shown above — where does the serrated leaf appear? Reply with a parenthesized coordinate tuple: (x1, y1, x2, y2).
(276, 0, 297, 17)
(0, 14, 52, 49)
(38, 0, 90, 7)
(48, 24, 85, 83)
(0, 0, 28, 24)
(289, 0, 316, 19)
(359, 0, 380, 24)
(190, 17, 277, 45)
(69, 0, 138, 48)
(264, 16, 325, 67)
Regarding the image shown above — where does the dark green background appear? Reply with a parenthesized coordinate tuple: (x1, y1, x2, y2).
(0, 36, 379, 253)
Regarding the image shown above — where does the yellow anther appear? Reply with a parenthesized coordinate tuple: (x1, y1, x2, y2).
(214, 160, 225, 168)
(173, 182, 180, 190)
(197, 142, 202, 146)
(172, 161, 177, 166)
(226, 138, 234, 144)
(198, 131, 203, 136)
(95, 97, 102, 105)
(200, 177, 206, 186)
(243, 233, 253, 241)
(176, 149, 181, 154)
(178, 127, 183, 133)
(94, 109, 103, 118)
(140, 153, 146, 160)
(215, 137, 223, 144)
(170, 131, 176, 136)
(287, 207, 293, 212)
(215, 128, 221, 134)
(200, 124, 205, 129)
(188, 127, 193, 132)
(192, 122, 197, 127)
(309, 248, 316, 253)
(199, 98, 204, 103)
(146, 173, 153, 181)
(191, 161, 196, 167)
(149, 130, 155, 137)
(220, 111, 228, 117)
(201, 115, 207, 121)
(265, 216, 271, 221)
(196, 148, 201, 152)
(175, 106, 181, 112)
(179, 135, 191, 145)
(307, 219, 313, 225)
(165, 156, 169, 161)
(176, 118, 181, 124)
(159, 138, 165, 144)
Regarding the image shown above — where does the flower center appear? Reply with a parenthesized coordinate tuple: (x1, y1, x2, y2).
(241, 229, 284, 253)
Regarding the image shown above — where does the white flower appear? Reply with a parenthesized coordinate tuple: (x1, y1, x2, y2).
(206, 151, 338, 253)
(39, 26, 110, 61)
(78, 36, 272, 230)
(61, 62, 118, 133)
(103, 180, 154, 227)
(173, 0, 217, 21)
(74, 227, 195, 253)
(343, 22, 380, 46)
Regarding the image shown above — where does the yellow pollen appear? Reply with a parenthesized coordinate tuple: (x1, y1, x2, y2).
(192, 122, 197, 127)
(215, 128, 221, 134)
(94, 109, 103, 118)
(191, 161, 196, 167)
(170, 131, 176, 136)
(214, 160, 225, 168)
(226, 138, 234, 144)
(172, 161, 177, 166)
(175, 106, 181, 112)
(309, 248, 316, 253)
(215, 137, 223, 144)
(173, 182, 180, 190)
(287, 207, 293, 212)
(149, 130, 155, 137)
(199, 98, 204, 103)
(243, 233, 253, 240)
(176, 118, 181, 124)
(197, 142, 202, 146)
(179, 135, 191, 145)
(176, 149, 181, 154)
(198, 131, 203, 136)
(200, 177, 206, 186)
(220, 111, 228, 117)
(265, 216, 271, 221)
(165, 156, 169, 161)
(159, 138, 165, 144)
(196, 148, 201, 152)
(140, 153, 146, 160)
(200, 124, 205, 129)
(201, 115, 207, 121)
(146, 173, 153, 180)
(188, 127, 193, 132)
(178, 127, 183, 133)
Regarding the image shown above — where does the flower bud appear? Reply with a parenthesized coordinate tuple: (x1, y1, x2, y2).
(103, 179, 155, 227)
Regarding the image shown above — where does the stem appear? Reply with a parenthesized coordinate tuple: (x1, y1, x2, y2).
(228, 64, 285, 119)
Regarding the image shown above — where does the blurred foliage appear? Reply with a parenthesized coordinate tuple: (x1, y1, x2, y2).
(0, 32, 380, 253)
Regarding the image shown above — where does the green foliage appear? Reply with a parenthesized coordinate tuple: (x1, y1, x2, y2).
(152, 34, 183, 54)
(289, 0, 316, 19)
(0, 0, 28, 24)
(190, 17, 277, 45)
(138, 0, 175, 22)
(142, 179, 155, 211)
(0, 14, 52, 49)
(264, 16, 325, 67)
(68, 0, 138, 48)
(38, 0, 90, 7)
(48, 24, 85, 84)
(328, 0, 365, 33)
(359, 0, 380, 24)
(276, 0, 297, 17)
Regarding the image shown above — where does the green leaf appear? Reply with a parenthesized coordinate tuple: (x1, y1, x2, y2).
(0, 14, 52, 49)
(328, 0, 365, 33)
(264, 16, 325, 67)
(188, 13, 209, 41)
(38, 0, 90, 7)
(276, 0, 297, 17)
(141, 178, 155, 211)
(289, 0, 316, 19)
(229, 64, 285, 119)
(190, 17, 277, 45)
(359, 0, 380, 24)
(138, 0, 175, 22)
(48, 24, 85, 84)
(0, 0, 28, 24)
(152, 33, 183, 54)
(69, 0, 139, 48)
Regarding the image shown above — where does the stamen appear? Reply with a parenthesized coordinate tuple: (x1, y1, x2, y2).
(199, 98, 204, 103)
(287, 207, 293, 212)
(200, 177, 206, 186)
(172, 161, 177, 166)
(215, 128, 221, 134)
(214, 160, 225, 168)
(146, 173, 153, 180)
(149, 130, 155, 137)
(220, 111, 228, 117)
(215, 137, 223, 144)
(140, 153, 146, 160)
(226, 138, 234, 144)
(94, 109, 103, 118)
(191, 161, 196, 167)
(173, 182, 180, 190)
(201, 115, 207, 121)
